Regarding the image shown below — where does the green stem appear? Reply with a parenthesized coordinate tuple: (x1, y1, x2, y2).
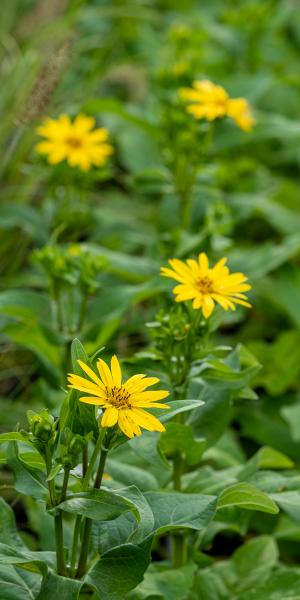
(45, 446, 56, 506)
(70, 435, 102, 578)
(82, 434, 103, 491)
(60, 468, 70, 503)
(45, 446, 66, 575)
(76, 448, 108, 578)
(54, 513, 66, 576)
(82, 445, 88, 478)
(70, 515, 82, 578)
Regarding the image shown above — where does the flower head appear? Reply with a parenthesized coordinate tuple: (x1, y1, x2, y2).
(161, 252, 251, 318)
(68, 356, 170, 438)
(36, 114, 113, 171)
(179, 80, 254, 131)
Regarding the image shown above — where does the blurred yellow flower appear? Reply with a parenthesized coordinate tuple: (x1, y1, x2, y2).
(179, 80, 255, 131)
(161, 252, 251, 318)
(68, 356, 170, 439)
(36, 114, 113, 171)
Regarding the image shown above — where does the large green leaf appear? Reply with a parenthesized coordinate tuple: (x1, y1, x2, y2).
(57, 488, 139, 522)
(144, 491, 217, 534)
(35, 571, 82, 600)
(129, 564, 196, 600)
(106, 459, 159, 491)
(86, 539, 152, 600)
(93, 485, 154, 553)
(218, 483, 279, 514)
(0, 565, 41, 600)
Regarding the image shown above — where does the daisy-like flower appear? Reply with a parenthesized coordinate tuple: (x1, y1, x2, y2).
(179, 80, 254, 132)
(36, 114, 113, 172)
(68, 356, 170, 439)
(161, 252, 251, 318)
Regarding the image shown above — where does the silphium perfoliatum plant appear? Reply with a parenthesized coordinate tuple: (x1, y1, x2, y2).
(0, 260, 290, 599)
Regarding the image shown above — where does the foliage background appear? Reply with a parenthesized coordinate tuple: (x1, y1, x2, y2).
(1, 0, 300, 597)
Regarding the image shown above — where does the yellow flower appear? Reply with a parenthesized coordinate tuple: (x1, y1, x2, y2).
(179, 80, 255, 131)
(161, 252, 251, 318)
(68, 356, 170, 439)
(36, 114, 113, 171)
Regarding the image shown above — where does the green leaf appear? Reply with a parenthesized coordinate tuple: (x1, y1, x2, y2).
(57, 489, 139, 522)
(158, 399, 205, 423)
(7, 442, 48, 501)
(62, 338, 98, 437)
(86, 539, 152, 600)
(0, 432, 32, 445)
(0, 497, 26, 549)
(144, 491, 217, 534)
(270, 491, 300, 524)
(227, 233, 300, 279)
(35, 571, 82, 600)
(232, 536, 278, 577)
(159, 422, 205, 466)
(257, 446, 294, 470)
(93, 486, 154, 553)
(129, 564, 196, 600)
(218, 483, 279, 514)
(106, 459, 159, 491)
(281, 402, 300, 442)
(236, 564, 300, 600)
(190, 386, 232, 448)
(0, 565, 41, 600)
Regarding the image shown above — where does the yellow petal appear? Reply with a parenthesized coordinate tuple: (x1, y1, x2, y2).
(79, 396, 106, 405)
(101, 407, 119, 427)
(202, 295, 215, 318)
(67, 374, 106, 397)
(124, 376, 160, 394)
(111, 355, 122, 388)
(130, 408, 165, 432)
(77, 360, 105, 389)
(130, 390, 170, 403)
(123, 374, 146, 392)
(198, 253, 209, 275)
(132, 401, 170, 409)
(97, 358, 113, 388)
(117, 412, 135, 438)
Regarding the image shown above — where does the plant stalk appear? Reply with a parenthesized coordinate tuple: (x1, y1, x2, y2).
(76, 448, 108, 578)
(45, 446, 66, 576)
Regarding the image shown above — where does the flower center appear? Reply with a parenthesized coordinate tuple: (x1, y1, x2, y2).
(196, 276, 214, 294)
(65, 136, 82, 149)
(107, 386, 131, 408)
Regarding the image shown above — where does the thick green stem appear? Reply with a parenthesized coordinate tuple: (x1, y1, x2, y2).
(76, 448, 108, 578)
(45, 446, 66, 575)
(70, 436, 102, 577)
(70, 515, 82, 578)
(82, 434, 103, 491)
(54, 513, 66, 576)
(60, 468, 70, 504)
